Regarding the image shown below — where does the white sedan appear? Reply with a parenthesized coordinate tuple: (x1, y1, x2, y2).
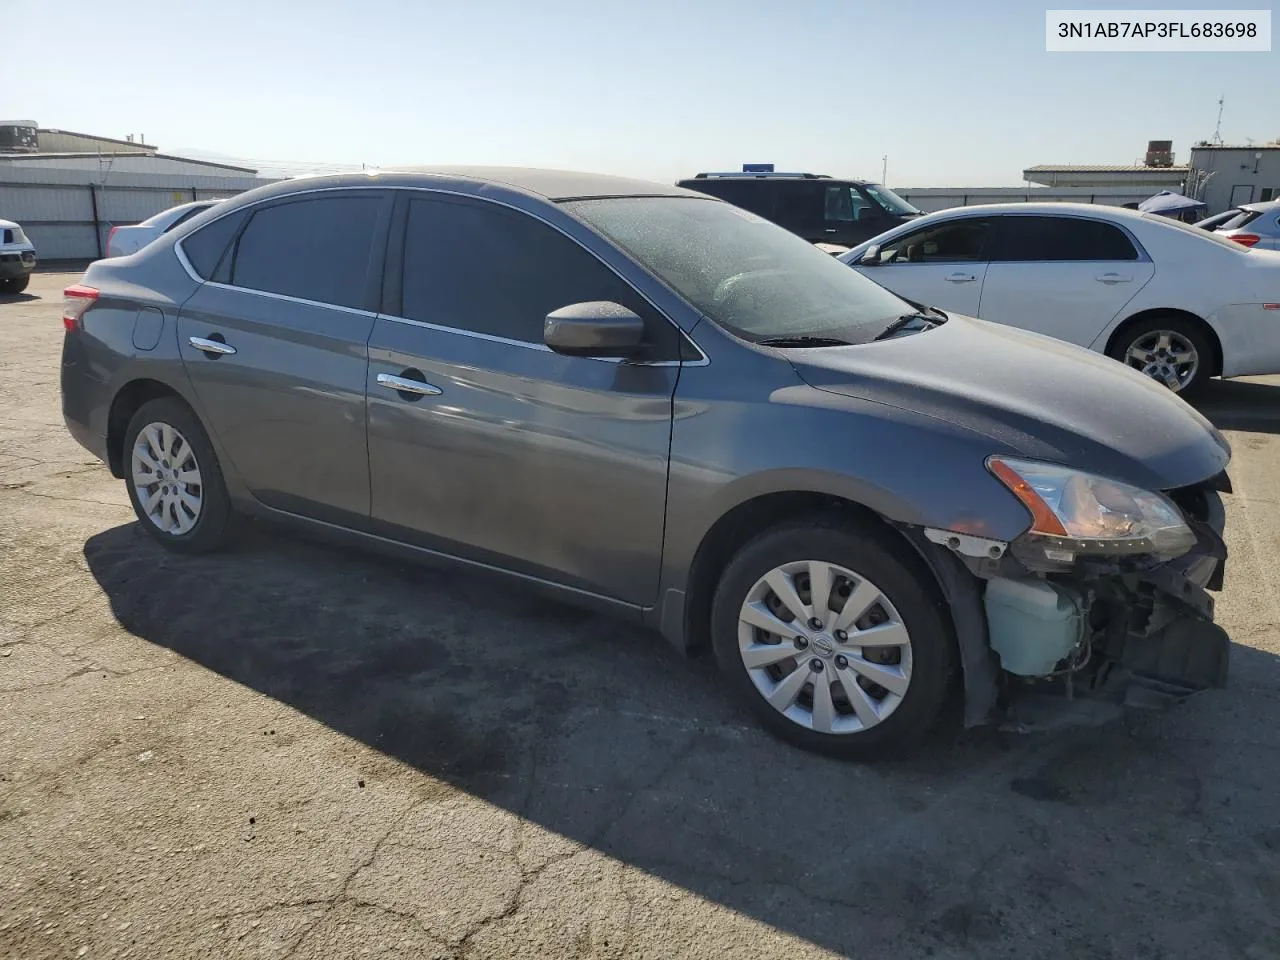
(838, 202, 1280, 394)
(105, 199, 222, 258)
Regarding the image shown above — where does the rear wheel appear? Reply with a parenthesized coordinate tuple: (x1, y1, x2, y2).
(1108, 315, 1214, 395)
(710, 519, 955, 759)
(0, 276, 29, 295)
(123, 397, 232, 553)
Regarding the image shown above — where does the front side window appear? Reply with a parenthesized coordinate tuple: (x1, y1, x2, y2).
(229, 195, 383, 309)
(824, 186, 873, 223)
(400, 197, 675, 355)
(994, 216, 1139, 262)
(877, 218, 993, 263)
(567, 196, 913, 344)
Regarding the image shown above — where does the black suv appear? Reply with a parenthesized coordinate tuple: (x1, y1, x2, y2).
(676, 171, 922, 247)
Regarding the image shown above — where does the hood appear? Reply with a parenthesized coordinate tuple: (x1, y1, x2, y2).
(788, 314, 1230, 493)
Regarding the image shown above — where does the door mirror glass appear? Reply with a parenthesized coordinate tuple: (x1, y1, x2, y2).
(859, 244, 882, 265)
(544, 301, 645, 357)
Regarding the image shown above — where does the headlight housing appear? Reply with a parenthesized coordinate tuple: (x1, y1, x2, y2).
(988, 457, 1196, 564)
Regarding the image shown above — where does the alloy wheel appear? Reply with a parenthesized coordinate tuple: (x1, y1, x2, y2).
(737, 560, 912, 735)
(1124, 330, 1199, 392)
(131, 421, 203, 536)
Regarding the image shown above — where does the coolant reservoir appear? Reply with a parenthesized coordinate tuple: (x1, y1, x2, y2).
(983, 578, 1086, 677)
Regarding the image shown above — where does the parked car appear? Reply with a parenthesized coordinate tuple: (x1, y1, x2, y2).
(61, 169, 1232, 759)
(1212, 199, 1280, 250)
(1195, 209, 1241, 231)
(0, 218, 36, 294)
(676, 170, 922, 247)
(839, 202, 1280, 394)
(105, 200, 223, 258)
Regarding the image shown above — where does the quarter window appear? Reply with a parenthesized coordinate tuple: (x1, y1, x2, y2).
(229, 195, 383, 309)
(400, 197, 674, 355)
(180, 208, 249, 280)
(877, 218, 993, 263)
(993, 216, 1139, 262)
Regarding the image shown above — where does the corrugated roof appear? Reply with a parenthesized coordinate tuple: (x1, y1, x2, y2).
(1024, 164, 1190, 173)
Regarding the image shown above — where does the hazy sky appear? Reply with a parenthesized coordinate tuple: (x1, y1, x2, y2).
(13, 0, 1278, 186)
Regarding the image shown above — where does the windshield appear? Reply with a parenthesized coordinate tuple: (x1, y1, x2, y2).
(567, 196, 912, 343)
(863, 184, 921, 216)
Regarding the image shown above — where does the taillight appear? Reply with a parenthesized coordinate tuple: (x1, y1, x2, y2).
(62, 284, 99, 331)
(1229, 234, 1261, 247)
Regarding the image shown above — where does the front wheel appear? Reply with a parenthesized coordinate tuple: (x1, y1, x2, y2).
(0, 276, 30, 295)
(123, 397, 233, 552)
(1108, 316, 1213, 395)
(710, 519, 955, 760)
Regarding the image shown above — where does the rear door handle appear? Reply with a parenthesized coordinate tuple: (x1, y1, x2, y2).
(1096, 273, 1132, 284)
(944, 273, 976, 283)
(188, 335, 236, 356)
(377, 372, 442, 398)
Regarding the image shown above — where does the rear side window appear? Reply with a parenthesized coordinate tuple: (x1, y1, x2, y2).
(162, 204, 213, 234)
(229, 195, 383, 309)
(689, 180, 776, 219)
(994, 216, 1139, 261)
(399, 196, 675, 356)
(181, 209, 249, 280)
(2, 229, 10, 245)
(773, 182, 823, 226)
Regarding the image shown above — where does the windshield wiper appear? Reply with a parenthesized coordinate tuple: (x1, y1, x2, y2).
(756, 335, 854, 348)
(873, 312, 938, 341)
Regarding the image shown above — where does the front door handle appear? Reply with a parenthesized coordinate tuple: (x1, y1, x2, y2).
(188, 335, 236, 356)
(944, 273, 977, 283)
(825, 228, 838, 234)
(377, 371, 442, 398)
(1096, 273, 1132, 284)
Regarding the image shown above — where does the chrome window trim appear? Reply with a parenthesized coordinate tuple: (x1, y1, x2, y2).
(175, 181, 709, 364)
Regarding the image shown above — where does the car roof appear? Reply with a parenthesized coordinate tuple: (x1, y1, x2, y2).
(0, 218, 20, 229)
(903, 201, 1153, 223)
(284, 166, 699, 201)
(1241, 199, 1280, 212)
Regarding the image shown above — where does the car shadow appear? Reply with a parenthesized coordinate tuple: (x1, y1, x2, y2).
(0, 292, 39, 304)
(1196, 377, 1280, 434)
(81, 521, 1280, 956)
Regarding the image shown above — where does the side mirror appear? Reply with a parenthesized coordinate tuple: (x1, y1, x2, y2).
(859, 244, 882, 265)
(544, 301, 645, 358)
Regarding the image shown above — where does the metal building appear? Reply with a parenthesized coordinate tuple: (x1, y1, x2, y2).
(0, 120, 276, 260)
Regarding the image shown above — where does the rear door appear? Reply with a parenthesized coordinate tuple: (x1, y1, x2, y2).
(365, 193, 683, 604)
(773, 181, 826, 241)
(850, 215, 993, 315)
(176, 190, 392, 523)
(977, 215, 1154, 345)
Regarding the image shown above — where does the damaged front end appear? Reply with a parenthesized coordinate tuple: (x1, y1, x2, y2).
(919, 462, 1232, 727)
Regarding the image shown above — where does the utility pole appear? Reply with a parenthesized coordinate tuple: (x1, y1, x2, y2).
(881, 155, 887, 184)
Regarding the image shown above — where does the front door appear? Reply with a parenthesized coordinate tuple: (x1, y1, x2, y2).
(365, 194, 682, 605)
(822, 184, 892, 245)
(977, 215, 1155, 346)
(850, 215, 993, 315)
(176, 190, 392, 522)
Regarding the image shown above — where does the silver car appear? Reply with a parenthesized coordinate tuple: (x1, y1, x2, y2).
(1214, 199, 1280, 250)
(59, 168, 1233, 759)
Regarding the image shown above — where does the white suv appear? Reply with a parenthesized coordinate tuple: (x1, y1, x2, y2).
(0, 219, 36, 294)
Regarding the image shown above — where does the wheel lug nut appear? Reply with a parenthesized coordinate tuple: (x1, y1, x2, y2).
(835, 655, 848, 669)
(835, 630, 848, 642)
(808, 618, 823, 630)
(794, 636, 808, 649)
(810, 659, 824, 672)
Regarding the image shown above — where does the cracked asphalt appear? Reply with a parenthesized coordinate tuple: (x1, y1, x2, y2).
(2, 271, 1280, 960)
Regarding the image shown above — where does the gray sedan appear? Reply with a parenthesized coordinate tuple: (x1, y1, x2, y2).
(59, 168, 1232, 758)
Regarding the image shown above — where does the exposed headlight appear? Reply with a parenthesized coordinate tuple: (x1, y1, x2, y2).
(988, 457, 1195, 563)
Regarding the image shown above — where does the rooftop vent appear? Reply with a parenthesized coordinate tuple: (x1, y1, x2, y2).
(0, 121, 39, 153)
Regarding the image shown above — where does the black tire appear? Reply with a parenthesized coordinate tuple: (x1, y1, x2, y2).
(1107, 314, 1214, 397)
(0, 276, 28, 295)
(122, 397, 233, 553)
(710, 517, 956, 760)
